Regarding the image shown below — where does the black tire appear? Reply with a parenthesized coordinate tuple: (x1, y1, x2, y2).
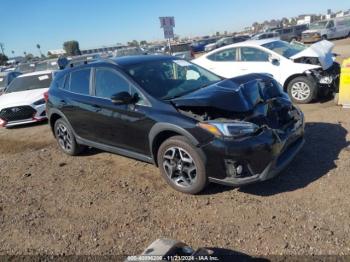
(157, 136, 207, 194)
(322, 35, 328, 40)
(287, 76, 317, 104)
(54, 118, 85, 156)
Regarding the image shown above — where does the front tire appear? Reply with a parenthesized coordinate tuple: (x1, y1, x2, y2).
(287, 76, 317, 104)
(157, 136, 207, 194)
(54, 119, 85, 156)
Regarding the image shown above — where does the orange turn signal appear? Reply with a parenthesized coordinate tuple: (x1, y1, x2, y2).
(198, 122, 222, 137)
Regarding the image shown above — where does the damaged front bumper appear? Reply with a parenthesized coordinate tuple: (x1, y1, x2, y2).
(307, 62, 341, 93)
(202, 115, 305, 186)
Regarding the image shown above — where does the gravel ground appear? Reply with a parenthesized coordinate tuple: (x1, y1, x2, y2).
(1, 40, 350, 259)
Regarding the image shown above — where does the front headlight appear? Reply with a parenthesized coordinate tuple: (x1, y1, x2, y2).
(198, 121, 259, 138)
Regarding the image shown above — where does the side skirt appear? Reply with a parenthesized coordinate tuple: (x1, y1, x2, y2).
(76, 136, 155, 164)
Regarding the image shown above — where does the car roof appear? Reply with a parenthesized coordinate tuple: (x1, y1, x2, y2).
(207, 38, 280, 54)
(18, 70, 54, 78)
(110, 55, 175, 67)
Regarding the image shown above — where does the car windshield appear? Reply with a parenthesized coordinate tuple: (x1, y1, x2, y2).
(262, 40, 306, 58)
(310, 21, 328, 30)
(5, 73, 52, 93)
(124, 59, 221, 100)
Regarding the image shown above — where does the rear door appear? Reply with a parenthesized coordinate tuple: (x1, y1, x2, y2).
(201, 48, 240, 78)
(58, 66, 97, 141)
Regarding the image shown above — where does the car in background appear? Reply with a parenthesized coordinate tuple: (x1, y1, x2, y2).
(165, 43, 193, 60)
(35, 59, 60, 71)
(190, 38, 217, 53)
(114, 46, 146, 57)
(0, 70, 53, 127)
(146, 45, 165, 55)
(15, 62, 36, 73)
(47, 55, 304, 194)
(0, 71, 22, 94)
(251, 32, 279, 40)
(204, 36, 248, 52)
(275, 24, 309, 42)
(302, 16, 350, 43)
(193, 39, 340, 104)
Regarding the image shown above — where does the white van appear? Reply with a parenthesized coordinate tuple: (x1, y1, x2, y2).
(302, 16, 350, 43)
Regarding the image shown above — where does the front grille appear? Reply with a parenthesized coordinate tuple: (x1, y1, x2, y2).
(0, 106, 36, 122)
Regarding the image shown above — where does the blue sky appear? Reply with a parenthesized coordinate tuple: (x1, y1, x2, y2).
(1, 0, 349, 56)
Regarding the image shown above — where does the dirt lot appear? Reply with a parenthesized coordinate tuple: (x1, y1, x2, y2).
(1, 40, 350, 258)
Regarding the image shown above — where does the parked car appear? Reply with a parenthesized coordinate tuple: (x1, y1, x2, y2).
(15, 62, 36, 73)
(251, 32, 279, 40)
(302, 16, 350, 43)
(0, 70, 54, 127)
(190, 38, 217, 53)
(275, 24, 309, 42)
(204, 36, 248, 52)
(0, 71, 22, 94)
(47, 55, 304, 194)
(193, 39, 340, 104)
(165, 43, 193, 60)
(35, 59, 60, 71)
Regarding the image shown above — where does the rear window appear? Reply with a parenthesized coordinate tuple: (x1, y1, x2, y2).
(69, 68, 91, 95)
(5, 73, 52, 93)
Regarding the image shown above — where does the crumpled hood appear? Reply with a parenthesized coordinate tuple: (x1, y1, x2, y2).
(172, 74, 289, 113)
(0, 88, 48, 110)
(290, 40, 334, 70)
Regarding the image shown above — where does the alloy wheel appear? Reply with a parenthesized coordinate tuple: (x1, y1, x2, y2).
(56, 123, 72, 152)
(291, 82, 311, 101)
(162, 146, 197, 188)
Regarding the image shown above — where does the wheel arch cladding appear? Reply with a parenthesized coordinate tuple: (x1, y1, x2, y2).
(149, 123, 200, 166)
(49, 113, 62, 135)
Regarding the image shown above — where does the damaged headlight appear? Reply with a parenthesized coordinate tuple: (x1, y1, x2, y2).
(319, 75, 333, 84)
(198, 121, 259, 138)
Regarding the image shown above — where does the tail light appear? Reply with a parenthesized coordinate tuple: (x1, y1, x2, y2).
(0, 118, 7, 127)
(44, 91, 49, 102)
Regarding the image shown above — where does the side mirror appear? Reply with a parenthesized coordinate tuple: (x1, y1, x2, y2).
(269, 56, 280, 66)
(111, 92, 138, 105)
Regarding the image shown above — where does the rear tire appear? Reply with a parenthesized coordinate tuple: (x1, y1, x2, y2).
(287, 76, 317, 104)
(54, 118, 85, 156)
(157, 136, 207, 194)
(322, 35, 328, 40)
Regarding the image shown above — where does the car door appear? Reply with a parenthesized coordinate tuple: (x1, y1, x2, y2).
(58, 67, 101, 141)
(326, 20, 337, 39)
(202, 48, 240, 78)
(90, 66, 154, 155)
(236, 46, 281, 81)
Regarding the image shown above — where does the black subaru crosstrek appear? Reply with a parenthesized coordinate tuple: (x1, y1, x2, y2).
(46, 55, 305, 194)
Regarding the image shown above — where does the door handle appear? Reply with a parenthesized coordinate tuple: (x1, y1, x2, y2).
(92, 104, 102, 112)
(59, 100, 67, 106)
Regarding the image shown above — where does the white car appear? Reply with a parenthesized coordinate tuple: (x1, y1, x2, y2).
(0, 70, 54, 127)
(193, 39, 340, 103)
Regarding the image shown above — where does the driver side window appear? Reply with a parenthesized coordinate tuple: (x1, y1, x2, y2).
(95, 68, 130, 99)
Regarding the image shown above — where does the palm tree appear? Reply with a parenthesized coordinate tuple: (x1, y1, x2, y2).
(36, 44, 43, 57)
(11, 50, 15, 56)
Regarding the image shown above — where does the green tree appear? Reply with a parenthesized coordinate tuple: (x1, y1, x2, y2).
(140, 40, 148, 46)
(127, 40, 139, 47)
(0, 54, 8, 65)
(63, 40, 81, 56)
(36, 44, 43, 57)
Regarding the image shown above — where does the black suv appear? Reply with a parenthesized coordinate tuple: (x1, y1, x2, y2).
(47, 55, 305, 194)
